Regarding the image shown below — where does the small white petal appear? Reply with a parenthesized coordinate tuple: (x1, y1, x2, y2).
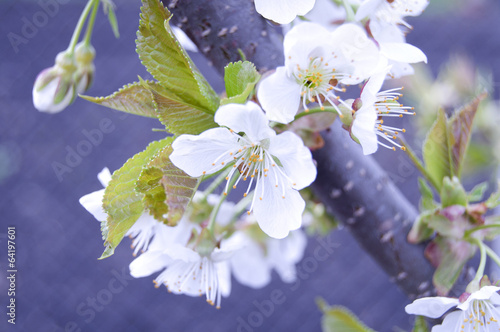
(253, 176, 304, 239)
(97, 167, 112, 187)
(284, 22, 332, 57)
(214, 101, 275, 142)
(430, 310, 463, 332)
(380, 42, 428, 64)
(355, 0, 383, 21)
(230, 234, 271, 288)
(268, 131, 317, 190)
(170, 128, 240, 177)
(352, 106, 378, 155)
(172, 26, 198, 52)
(457, 286, 500, 310)
(129, 251, 169, 278)
(268, 229, 307, 283)
(405, 296, 459, 319)
(257, 67, 302, 124)
(255, 0, 315, 24)
(33, 77, 75, 114)
(79, 189, 107, 221)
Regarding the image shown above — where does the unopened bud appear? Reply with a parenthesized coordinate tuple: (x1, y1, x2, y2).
(74, 42, 96, 94)
(32, 51, 77, 113)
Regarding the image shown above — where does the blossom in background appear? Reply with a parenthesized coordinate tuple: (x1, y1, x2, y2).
(169, 101, 317, 239)
(355, 0, 429, 29)
(33, 51, 78, 114)
(405, 285, 500, 331)
(351, 68, 414, 154)
(254, 0, 316, 25)
(79, 167, 160, 255)
(258, 22, 380, 123)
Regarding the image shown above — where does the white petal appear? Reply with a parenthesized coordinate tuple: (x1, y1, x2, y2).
(254, 0, 315, 24)
(129, 251, 169, 278)
(388, 60, 415, 78)
(257, 67, 302, 124)
(360, 69, 389, 101)
(380, 42, 427, 64)
(405, 296, 459, 319)
(354, 0, 383, 21)
(214, 101, 274, 142)
(169, 128, 240, 177)
(33, 77, 74, 114)
(369, 20, 405, 44)
(284, 22, 332, 57)
(268, 131, 317, 190)
(253, 175, 304, 239)
(268, 229, 307, 283)
(351, 106, 378, 155)
(430, 310, 462, 332)
(216, 261, 232, 297)
(163, 243, 201, 262)
(79, 189, 107, 221)
(97, 167, 112, 187)
(457, 286, 500, 310)
(172, 26, 198, 52)
(230, 235, 271, 289)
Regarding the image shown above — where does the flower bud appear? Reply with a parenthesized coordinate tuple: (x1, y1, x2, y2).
(32, 51, 77, 113)
(74, 42, 96, 94)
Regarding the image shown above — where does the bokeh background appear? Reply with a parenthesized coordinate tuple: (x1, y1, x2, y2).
(1, 0, 500, 331)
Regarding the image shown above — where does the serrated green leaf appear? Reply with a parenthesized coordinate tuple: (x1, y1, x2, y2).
(100, 138, 170, 259)
(321, 306, 376, 332)
(221, 61, 261, 105)
(412, 316, 429, 332)
(423, 109, 451, 191)
(136, 0, 219, 113)
(431, 238, 475, 295)
(440, 176, 467, 208)
(137, 142, 200, 225)
(144, 80, 217, 135)
(467, 182, 488, 202)
(107, 5, 120, 38)
(447, 94, 486, 178)
(81, 81, 158, 118)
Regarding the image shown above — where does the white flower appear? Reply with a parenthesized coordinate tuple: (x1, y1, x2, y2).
(230, 228, 307, 288)
(355, 0, 429, 29)
(169, 101, 317, 239)
(405, 286, 500, 331)
(254, 0, 316, 25)
(33, 51, 77, 114)
(79, 167, 160, 255)
(351, 68, 414, 154)
(172, 26, 198, 53)
(258, 22, 380, 123)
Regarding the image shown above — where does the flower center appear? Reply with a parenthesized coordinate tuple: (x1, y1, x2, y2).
(461, 300, 500, 331)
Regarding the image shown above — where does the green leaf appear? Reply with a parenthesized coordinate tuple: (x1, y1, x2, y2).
(136, 142, 200, 225)
(81, 81, 158, 118)
(221, 61, 261, 105)
(447, 93, 486, 178)
(440, 176, 467, 208)
(317, 298, 377, 332)
(408, 210, 437, 244)
(412, 316, 429, 332)
(485, 180, 500, 209)
(136, 0, 219, 113)
(467, 182, 488, 203)
(106, 4, 120, 38)
(100, 138, 170, 259)
(430, 238, 475, 296)
(144, 79, 217, 135)
(422, 109, 451, 191)
(418, 178, 437, 211)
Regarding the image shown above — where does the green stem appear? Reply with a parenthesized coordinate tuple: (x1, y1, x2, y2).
(398, 136, 440, 191)
(470, 238, 486, 284)
(66, 0, 98, 54)
(201, 168, 231, 201)
(207, 174, 238, 234)
(342, 0, 356, 21)
(229, 192, 254, 224)
(83, 0, 99, 46)
(294, 106, 338, 121)
(464, 223, 500, 237)
(484, 244, 500, 268)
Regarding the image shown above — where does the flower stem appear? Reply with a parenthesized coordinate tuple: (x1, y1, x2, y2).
(83, 0, 100, 46)
(229, 192, 254, 224)
(207, 174, 238, 234)
(484, 244, 500, 268)
(201, 168, 231, 201)
(342, 0, 356, 21)
(464, 223, 500, 238)
(66, 0, 98, 54)
(470, 238, 487, 285)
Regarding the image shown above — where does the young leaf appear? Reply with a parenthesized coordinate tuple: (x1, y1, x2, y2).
(407, 210, 437, 244)
(136, 142, 200, 226)
(100, 138, 170, 259)
(418, 178, 437, 211)
(136, 0, 219, 113)
(317, 298, 377, 332)
(144, 80, 217, 135)
(422, 109, 451, 191)
(221, 61, 261, 105)
(485, 180, 500, 209)
(81, 81, 158, 118)
(440, 176, 467, 208)
(107, 5, 120, 38)
(467, 181, 488, 203)
(447, 93, 486, 178)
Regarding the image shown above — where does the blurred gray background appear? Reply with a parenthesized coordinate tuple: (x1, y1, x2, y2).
(1, 0, 499, 331)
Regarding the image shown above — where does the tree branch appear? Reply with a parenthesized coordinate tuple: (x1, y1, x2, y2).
(163, 0, 436, 298)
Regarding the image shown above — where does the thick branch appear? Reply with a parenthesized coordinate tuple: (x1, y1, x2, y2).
(164, 0, 435, 297)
